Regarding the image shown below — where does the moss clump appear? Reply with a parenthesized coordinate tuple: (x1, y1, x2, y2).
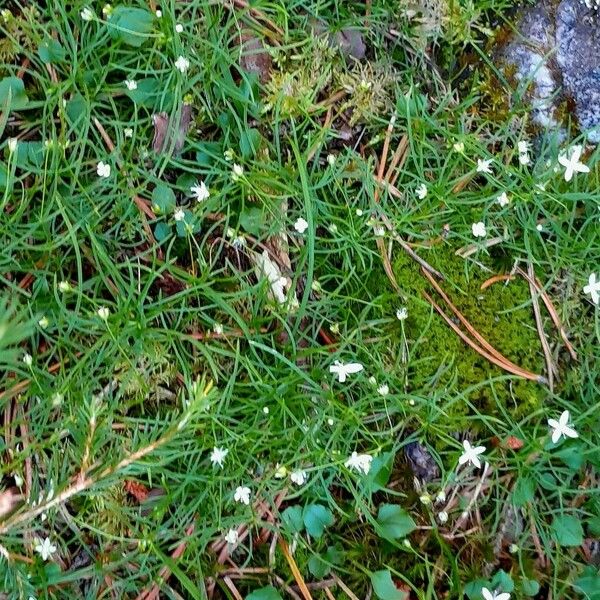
(384, 246, 548, 418)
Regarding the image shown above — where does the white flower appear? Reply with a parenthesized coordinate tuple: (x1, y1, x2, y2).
(210, 446, 228, 468)
(345, 451, 373, 475)
(558, 145, 590, 182)
(481, 588, 510, 600)
(191, 180, 210, 202)
(355, 208, 363, 216)
(476, 158, 493, 174)
(368, 375, 377, 385)
(124, 79, 137, 91)
(38, 316, 49, 329)
(290, 470, 307, 486)
(80, 7, 94, 21)
(453, 141, 465, 153)
(262, 406, 269, 414)
(472, 221, 486, 238)
(416, 183, 428, 199)
(97, 306, 110, 320)
(518, 152, 530, 166)
(7, 137, 17, 153)
(548, 410, 578, 444)
(373, 225, 385, 237)
(327, 154, 336, 166)
(124, 127, 133, 138)
(458, 440, 486, 469)
(329, 223, 339, 234)
(174, 55, 190, 73)
(234, 486, 251, 505)
(437, 510, 449, 524)
(584, 273, 600, 305)
(213, 322, 224, 335)
(255, 251, 290, 305)
(517, 140, 530, 155)
(497, 192, 509, 207)
(224, 528, 239, 545)
(436, 490, 446, 503)
(231, 163, 244, 180)
(175, 23, 183, 33)
(23, 353, 33, 367)
(327, 418, 334, 426)
(174, 208, 185, 222)
(224, 148, 235, 161)
(396, 307, 408, 320)
(155, 9, 162, 18)
(102, 4, 112, 16)
(377, 384, 389, 396)
(96, 161, 111, 178)
(294, 217, 308, 234)
(536, 223, 543, 232)
(34, 537, 57, 561)
(13, 472, 23, 487)
(329, 360, 363, 383)
(58, 281, 71, 293)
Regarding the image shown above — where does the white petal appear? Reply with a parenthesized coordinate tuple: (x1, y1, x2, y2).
(497, 594, 511, 600)
(563, 425, 578, 439)
(471, 455, 481, 469)
(547, 418, 559, 429)
(481, 589, 494, 600)
(558, 410, 570, 426)
(551, 428, 561, 444)
(344, 363, 364, 374)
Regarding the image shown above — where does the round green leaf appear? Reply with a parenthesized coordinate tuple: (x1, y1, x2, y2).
(370, 570, 406, 600)
(107, 7, 154, 47)
(521, 578, 540, 596)
(38, 38, 66, 64)
(0, 77, 29, 111)
(246, 585, 283, 600)
(376, 504, 416, 540)
(302, 504, 334, 539)
(151, 182, 176, 215)
(551, 514, 584, 547)
(281, 505, 304, 533)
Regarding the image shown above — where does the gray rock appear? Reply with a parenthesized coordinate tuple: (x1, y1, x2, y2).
(502, 0, 600, 142)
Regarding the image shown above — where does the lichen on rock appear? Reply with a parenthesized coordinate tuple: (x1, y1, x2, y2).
(501, 0, 600, 142)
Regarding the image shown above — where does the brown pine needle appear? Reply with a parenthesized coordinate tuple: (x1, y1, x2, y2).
(526, 263, 557, 391)
(278, 538, 313, 600)
(480, 274, 515, 290)
(332, 574, 360, 600)
(515, 267, 578, 361)
(421, 268, 543, 380)
(373, 115, 396, 203)
(422, 290, 544, 383)
(386, 135, 409, 188)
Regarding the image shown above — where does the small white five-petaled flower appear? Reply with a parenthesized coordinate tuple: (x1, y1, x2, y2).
(97, 161, 111, 178)
(583, 273, 600, 305)
(191, 180, 210, 202)
(476, 158, 493, 174)
(174, 55, 190, 73)
(231, 163, 244, 181)
(34, 537, 57, 561)
(329, 360, 363, 383)
(210, 446, 228, 468)
(345, 451, 373, 475)
(224, 528, 239, 545)
(481, 588, 510, 600)
(458, 440, 486, 469)
(124, 127, 133, 138)
(548, 410, 578, 444)
(472, 221, 487, 238)
(80, 7, 95, 21)
(290, 470, 307, 486)
(558, 145, 590, 182)
(294, 217, 308, 234)
(97, 306, 110, 320)
(234, 485, 251, 505)
(416, 183, 428, 199)
(124, 79, 137, 91)
(497, 192, 509, 207)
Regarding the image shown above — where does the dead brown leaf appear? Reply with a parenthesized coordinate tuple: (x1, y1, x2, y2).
(239, 32, 272, 83)
(152, 104, 193, 155)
